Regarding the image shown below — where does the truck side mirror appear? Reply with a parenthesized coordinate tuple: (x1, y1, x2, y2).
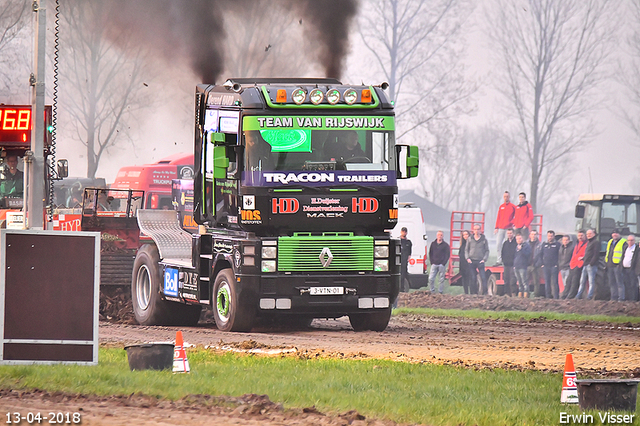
(56, 159, 68, 179)
(575, 204, 585, 218)
(396, 145, 419, 179)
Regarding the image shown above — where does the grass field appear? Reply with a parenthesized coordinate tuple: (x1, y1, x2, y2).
(1, 348, 636, 426)
(394, 307, 640, 324)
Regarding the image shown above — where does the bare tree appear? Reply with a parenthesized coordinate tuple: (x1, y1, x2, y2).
(423, 125, 527, 212)
(0, 0, 29, 101)
(620, 0, 640, 142)
(0, 0, 27, 53)
(60, 1, 151, 178)
(358, 0, 475, 140)
(488, 0, 618, 210)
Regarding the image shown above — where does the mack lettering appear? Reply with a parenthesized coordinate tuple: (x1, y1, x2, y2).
(307, 213, 344, 218)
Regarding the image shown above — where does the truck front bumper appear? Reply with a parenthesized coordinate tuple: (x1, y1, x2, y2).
(238, 273, 400, 317)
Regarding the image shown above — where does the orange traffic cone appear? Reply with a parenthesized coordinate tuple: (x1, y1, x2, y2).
(560, 354, 578, 403)
(173, 331, 190, 374)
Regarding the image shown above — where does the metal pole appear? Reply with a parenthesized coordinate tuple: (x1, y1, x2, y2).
(29, 0, 46, 229)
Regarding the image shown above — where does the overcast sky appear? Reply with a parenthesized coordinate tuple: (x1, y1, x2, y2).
(48, 0, 640, 207)
(459, 1, 640, 197)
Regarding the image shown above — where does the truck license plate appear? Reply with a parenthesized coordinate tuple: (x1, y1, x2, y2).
(310, 286, 344, 295)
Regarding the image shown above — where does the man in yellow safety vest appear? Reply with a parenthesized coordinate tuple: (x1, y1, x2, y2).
(605, 229, 628, 301)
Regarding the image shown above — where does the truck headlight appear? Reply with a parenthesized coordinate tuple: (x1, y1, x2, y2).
(326, 89, 340, 104)
(374, 260, 389, 272)
(344, 89, 357, 105)
(374, 246, 389, 258)
(292, 88, 306, 104)
(309, 88, 324, 105)
(262, 246, 277, 259)
(261, 260, 276, 273)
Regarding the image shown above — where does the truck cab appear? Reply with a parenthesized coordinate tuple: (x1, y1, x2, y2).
(131, 78, 419, 332)
(575, 194, 640, 252)
(111, 152, 195, 210)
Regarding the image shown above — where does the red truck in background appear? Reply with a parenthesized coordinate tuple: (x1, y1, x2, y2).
(110, 152, 194, 210)
(51, 152, 196, 286)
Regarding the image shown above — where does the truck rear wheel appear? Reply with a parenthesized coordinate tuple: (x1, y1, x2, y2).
(213, 268, 254, 332)
(349, 307, 392, 332)
(131, 244, 202, 326)
(132, 244, 171, 325)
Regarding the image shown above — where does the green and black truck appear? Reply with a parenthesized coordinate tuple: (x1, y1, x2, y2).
(131, 78, 419, 332)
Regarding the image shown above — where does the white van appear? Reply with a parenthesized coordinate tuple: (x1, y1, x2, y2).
(391, 203, 428, 289)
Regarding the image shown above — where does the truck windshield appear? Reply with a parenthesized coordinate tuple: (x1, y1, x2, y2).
(242, 115, 394, 173)
(600, 201, 640, 236)
(244, 129, 392, 172)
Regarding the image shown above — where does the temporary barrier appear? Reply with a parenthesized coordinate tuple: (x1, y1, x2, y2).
(0, 229, 100, 365)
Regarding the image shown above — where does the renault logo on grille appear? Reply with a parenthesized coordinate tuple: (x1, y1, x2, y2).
(319, 247, 333, 268)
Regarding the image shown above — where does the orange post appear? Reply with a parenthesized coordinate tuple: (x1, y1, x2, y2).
(172, 331, 190, 374)
(561, 354, 578, 403)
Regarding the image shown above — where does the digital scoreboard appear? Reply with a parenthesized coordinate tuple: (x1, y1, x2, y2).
(0, 106, 31, 145)
(0, 105, 52, 148)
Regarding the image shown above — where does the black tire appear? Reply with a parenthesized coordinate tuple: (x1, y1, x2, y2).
(213, 268, 255, 332)
(477, 274, 485, 295)
(131, 244, 170, 325)
(349, 307, 392, 332)
(487, 273, 499, 296)
(131, 244, 202, 326)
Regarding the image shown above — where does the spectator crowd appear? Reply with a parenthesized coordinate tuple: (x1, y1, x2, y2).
(408, 191, 640, 302)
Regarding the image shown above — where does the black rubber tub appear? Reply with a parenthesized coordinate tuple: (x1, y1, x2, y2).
(576, 379, 640, 412)
(124, 343, 174, 371)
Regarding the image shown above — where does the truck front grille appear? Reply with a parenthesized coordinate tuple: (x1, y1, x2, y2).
(277, 234, 373, 272)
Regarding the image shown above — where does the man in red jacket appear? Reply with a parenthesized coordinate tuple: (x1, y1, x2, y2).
(494, 191, 515, 266)
(514, 192, 534, 237)
(561, 230, 587, 299)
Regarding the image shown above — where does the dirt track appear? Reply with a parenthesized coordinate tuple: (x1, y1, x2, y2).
(99, 312, 640, 374)
(3, 293, 640, 425)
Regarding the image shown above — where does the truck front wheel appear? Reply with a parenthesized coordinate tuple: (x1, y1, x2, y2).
(213, 268, 254, 332)
(349, 307, 392, 332)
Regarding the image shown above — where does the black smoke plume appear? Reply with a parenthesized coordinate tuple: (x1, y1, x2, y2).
(291, 0, 359, 78)
(104, 0, 226, 83)
(101, 0, 358, 82)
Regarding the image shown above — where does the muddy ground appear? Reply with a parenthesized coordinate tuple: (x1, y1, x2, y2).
(2, 291, 640, 425)
(398, 291, 640, 317)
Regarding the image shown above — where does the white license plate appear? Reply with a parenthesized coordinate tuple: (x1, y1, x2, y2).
(310, 286, 344, 295)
